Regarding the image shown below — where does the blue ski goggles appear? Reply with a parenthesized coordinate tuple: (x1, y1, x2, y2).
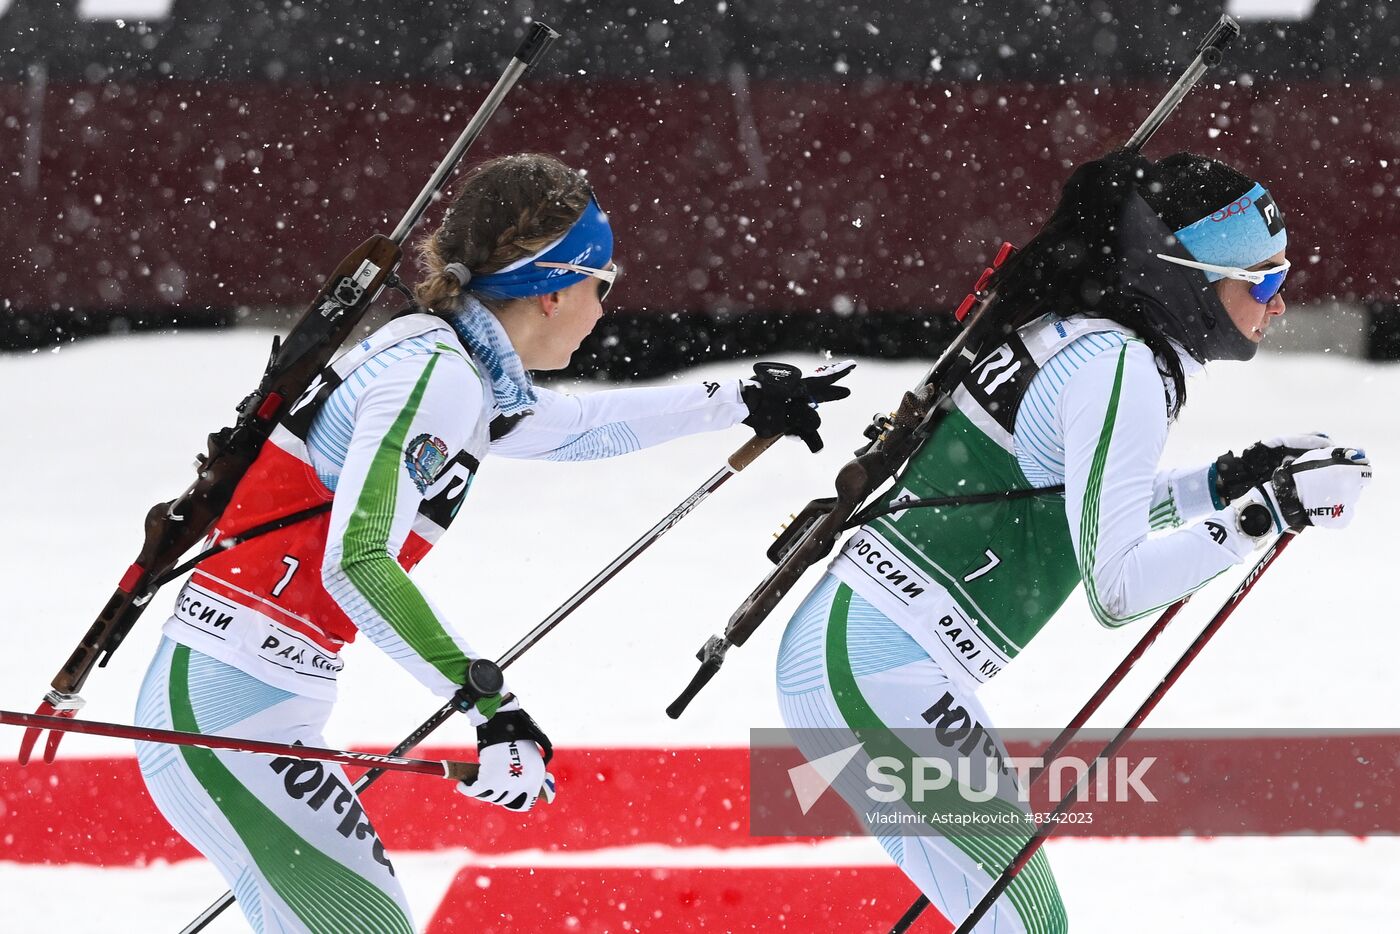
(1157, 254, 1291, 304)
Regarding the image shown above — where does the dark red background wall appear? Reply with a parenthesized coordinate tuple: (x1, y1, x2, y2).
(2, 1, 1397, 354)
(2, 79, 1397, 318)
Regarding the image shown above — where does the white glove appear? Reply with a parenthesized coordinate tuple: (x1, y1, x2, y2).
(455, 708, 555, 812)
(457, 739, 554, 812)
(1275, 447, 1372, 530)
(1253, 447, 1373, 532)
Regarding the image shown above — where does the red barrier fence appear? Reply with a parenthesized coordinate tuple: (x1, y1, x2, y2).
(425, 867, 943, 934)
(4, 736, 1397, 867)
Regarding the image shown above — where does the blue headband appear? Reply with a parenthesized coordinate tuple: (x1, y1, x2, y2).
(1172, 182, 1287, 281)
(469, 195, 613, 300)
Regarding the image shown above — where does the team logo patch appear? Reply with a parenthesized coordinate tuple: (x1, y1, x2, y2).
(1254, 191, 1285, 236)
(1205, 520, 1228, 545)
(1209, 194, 1252, 223)
(404, 433, 450, 494)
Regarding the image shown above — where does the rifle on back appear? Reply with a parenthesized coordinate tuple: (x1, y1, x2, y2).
(18, 22, 560, 764)
(666, 15, 1243, 719)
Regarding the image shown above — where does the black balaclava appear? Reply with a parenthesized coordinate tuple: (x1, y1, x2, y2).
(989, 150, 1280, 367)
(1114, 190, 1261, 363)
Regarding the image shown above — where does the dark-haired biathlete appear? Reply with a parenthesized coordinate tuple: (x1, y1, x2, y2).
(775, 152, 1372, 933)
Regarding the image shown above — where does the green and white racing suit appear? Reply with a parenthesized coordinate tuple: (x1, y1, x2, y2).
(778, 314, 1267, 933)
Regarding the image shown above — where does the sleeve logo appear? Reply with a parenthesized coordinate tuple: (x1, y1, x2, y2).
(1254, 191, 1286, 236)
(404, 433, 451, 494)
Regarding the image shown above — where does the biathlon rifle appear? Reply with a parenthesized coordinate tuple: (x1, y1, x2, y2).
(17, 23, 561, 765)
(666, 14, 1242, 719)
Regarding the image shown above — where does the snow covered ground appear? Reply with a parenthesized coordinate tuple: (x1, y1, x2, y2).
(2, 329, 1397, 930)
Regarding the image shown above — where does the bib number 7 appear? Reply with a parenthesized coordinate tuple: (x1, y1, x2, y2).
(272, 555, 301, 597)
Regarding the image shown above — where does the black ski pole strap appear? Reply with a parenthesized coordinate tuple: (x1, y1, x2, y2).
(845, 484, 1066, 530)
(153, 502, 336, 588)
(477, 708, 554, 765)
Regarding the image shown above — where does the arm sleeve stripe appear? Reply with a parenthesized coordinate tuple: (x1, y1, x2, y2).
(544, 422, 643, 461)
(1078, 345, 1128, 626)
(1149, 497, 1182, 530)
(339, 354, 469, 686)
(1077, 342, 1196, 627)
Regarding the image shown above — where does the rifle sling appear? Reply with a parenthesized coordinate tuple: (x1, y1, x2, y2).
(153, 502, 335, 589)
(844, 484, 1066, 530)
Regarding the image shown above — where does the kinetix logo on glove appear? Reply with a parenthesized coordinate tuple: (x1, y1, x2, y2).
(1306, 504, 1344, 519)
(508, 742, 524, 778)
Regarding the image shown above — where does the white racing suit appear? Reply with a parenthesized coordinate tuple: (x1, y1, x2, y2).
(137, 308, 749, 932)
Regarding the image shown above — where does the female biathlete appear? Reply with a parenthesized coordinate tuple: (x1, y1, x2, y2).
(775, 151, 1371, 933)
(133, 153, 853, 932)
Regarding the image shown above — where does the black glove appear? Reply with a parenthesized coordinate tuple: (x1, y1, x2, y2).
(475, 707, 554, 764)
(740, 359, 855, 452)
(1213, 433, 1332, 505)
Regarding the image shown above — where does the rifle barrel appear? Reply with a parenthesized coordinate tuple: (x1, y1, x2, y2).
(390, 22, 560, 244)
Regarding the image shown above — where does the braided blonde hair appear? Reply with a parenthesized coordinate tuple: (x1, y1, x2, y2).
(414, 153, 593, 314)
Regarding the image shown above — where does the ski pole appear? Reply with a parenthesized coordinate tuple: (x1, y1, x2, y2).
(177, 700, 458, 934)
(321, 416, 785, 796)
(887, 596, 1191, 933)
(496, 428, 780, 669)
(1, 708, 483, 781)
(946, 533, 1293, 934)
(323, 428, 781, 782)
(179, 428, 783, 932)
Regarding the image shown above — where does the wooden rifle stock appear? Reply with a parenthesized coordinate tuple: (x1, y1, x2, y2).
(667, 278, 1012, 720)
(49, 235, 402, 697)
(23, 21, 559, 765)
(21, 21, 559, 769)
(724, 411, 910, 647)
(723, 306, 996, 648)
